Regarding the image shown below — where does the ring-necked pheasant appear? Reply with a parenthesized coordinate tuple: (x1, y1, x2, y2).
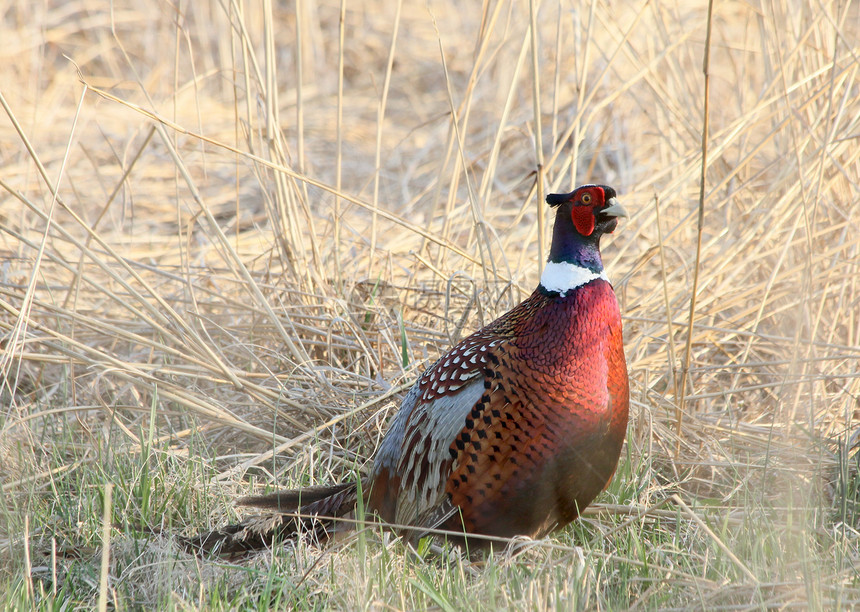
(184, 184, 629, 555)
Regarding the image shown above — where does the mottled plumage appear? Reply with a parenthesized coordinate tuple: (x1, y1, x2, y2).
(183, 184, 629, 556)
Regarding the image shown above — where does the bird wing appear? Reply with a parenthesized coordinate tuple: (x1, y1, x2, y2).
(368, 324, 508, 533)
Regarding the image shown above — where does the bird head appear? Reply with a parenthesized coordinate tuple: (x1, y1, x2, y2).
(546, 185, 627, 238)
(542, 184, 627, 275)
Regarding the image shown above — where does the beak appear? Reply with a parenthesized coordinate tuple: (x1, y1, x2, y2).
(601, 198, 627, 218)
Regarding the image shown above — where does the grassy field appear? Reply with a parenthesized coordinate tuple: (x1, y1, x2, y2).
(2, 0, 859, 608)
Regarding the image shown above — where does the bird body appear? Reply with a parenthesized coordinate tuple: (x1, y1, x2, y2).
(185, 184, 629, 555)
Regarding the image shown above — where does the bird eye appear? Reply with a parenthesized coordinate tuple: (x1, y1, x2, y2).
(581, 193, 592, 205)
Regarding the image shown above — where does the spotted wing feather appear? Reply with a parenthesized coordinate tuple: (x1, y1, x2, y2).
(368, 323, 512, 531)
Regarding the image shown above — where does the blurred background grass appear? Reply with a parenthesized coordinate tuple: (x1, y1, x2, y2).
(1, 0, 859, 608)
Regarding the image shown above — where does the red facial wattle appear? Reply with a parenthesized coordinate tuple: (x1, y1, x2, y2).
(572, 205, 595, 236)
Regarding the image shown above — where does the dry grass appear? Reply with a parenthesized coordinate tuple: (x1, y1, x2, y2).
(1, 0, 859, 608)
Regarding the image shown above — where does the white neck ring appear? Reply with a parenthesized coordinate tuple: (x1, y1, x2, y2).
(539, 261, 608, 297)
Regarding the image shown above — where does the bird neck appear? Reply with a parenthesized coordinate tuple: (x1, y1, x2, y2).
(547, 216, 604, 272)
(540, 219, 606, 296)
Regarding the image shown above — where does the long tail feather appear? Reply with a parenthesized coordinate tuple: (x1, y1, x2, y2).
(180, 483, 361, 557)
(238, 482, 354, 511)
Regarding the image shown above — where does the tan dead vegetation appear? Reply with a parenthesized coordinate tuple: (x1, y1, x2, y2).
(1, 0, 859, 607)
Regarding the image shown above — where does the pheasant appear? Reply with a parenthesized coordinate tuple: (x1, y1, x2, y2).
(184, 184, 629, 555)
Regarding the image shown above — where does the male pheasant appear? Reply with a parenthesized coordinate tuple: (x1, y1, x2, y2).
(185, 184, 629, 555)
